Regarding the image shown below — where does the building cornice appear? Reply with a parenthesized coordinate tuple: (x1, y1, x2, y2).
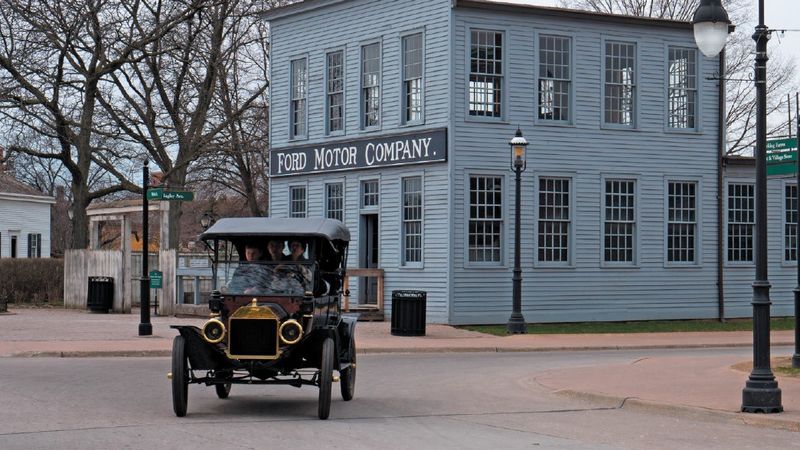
(0, 192, 56, 204)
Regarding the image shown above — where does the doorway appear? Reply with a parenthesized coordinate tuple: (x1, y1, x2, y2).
(359, 214, 379, 305)
(10, 235, 17, 258)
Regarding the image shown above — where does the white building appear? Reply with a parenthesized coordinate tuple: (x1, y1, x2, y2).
(0, 171, 55, 258)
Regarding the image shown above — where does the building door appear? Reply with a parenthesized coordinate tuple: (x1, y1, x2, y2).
(10, 235, 17, 258)
(359, 214, 379, 305)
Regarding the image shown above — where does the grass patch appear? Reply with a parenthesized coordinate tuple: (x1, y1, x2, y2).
(460, 317, 797, 336)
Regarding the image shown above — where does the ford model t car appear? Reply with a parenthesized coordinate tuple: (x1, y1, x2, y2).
(169, 218, 356, 420)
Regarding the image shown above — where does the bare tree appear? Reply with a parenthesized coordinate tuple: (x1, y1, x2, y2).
(99, 0, 284, 248)
(0, 0, 197, 249)
(559, 0, 798, 154)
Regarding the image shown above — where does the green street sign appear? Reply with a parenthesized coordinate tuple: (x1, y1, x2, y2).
(766, 138, 798, 177)
(146, 188, 194, 201)
(149, 270, 163, 289)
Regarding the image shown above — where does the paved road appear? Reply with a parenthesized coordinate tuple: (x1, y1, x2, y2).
(2, 349, 798, 449)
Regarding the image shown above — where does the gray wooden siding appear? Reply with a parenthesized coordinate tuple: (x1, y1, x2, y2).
(450, 8, 722, 324)
(268, 0, 452, 322)
(0, 198, 52, 258)
(723, 163, 796, 318)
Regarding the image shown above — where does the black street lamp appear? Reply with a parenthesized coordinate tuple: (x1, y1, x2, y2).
(507, 128, 528, 334)
(139, 159, 152, 336)
(200, 211, 215, 230)
(693, 0, 782, 413)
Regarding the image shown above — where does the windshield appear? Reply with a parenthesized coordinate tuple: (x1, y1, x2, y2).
(221, 261, 313, 296)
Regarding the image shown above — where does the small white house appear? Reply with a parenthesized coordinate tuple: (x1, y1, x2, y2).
(0, 171, 55, 258)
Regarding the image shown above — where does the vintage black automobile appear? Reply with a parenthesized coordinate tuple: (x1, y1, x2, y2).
(169, 218, 356, 420)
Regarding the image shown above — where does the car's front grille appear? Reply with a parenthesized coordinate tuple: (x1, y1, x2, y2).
(228, 318, 278, 358)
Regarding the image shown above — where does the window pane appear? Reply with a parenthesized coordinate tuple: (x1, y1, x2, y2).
(468, 175, 503, 262)
(538, 178, 570, 262)
(604, 41, 635, 126)
(469, 30, 503, 117)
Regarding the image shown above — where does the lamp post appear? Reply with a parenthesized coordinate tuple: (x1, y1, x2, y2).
(507, 128, 528, 334)
(693, 0, 782, 413)
(139, 159, 152, 336)
(200, 212, 214, 230)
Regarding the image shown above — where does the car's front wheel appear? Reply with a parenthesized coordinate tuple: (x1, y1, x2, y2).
(171, 335, 189, 417)
(318, 337, 334, 420)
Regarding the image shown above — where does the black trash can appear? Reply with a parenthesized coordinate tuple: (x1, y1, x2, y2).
(391, 290, 426, 336)
(87, 276, 114, 313)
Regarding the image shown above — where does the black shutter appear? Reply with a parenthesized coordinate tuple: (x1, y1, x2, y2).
(27, 234, 32, 257)
(37, 234, 41, 258)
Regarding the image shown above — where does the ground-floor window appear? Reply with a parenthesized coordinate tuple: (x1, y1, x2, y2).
(786, 183, 797, 262)
(727, 183, 754, 263)
(666, 180, 697, 264)
(402, 176, 423, 265)
(468, 175, 503, 264)
(604, 179, 635, 264)
(325, 182, 344, 222)
(289, 186, 307, 218)
(538, 177, 571, 264)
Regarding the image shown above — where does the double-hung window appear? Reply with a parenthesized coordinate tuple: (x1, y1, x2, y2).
(325, 182, 344, 222)
(604, 41, 636, 126)
(402, 176, 423, 265)
(667, 47, 698, 129)
(468, 175, 503, 263)
(361, 43, 381, 128)
(27, 233, 41, 258)
(469, 30, 503, 118)
(289, 186, 307, 218)
(538, 178, 571, 263)
(604, 179, 636, 264)
(538, 35, 571, 122)
(728, 183, 755, 263)
(326, 50, 344, 134)
(667, 181, 697, 263)
(786, 184, 798, 262)
(290, 58, 307, 138)
(402, 33, 423, 124)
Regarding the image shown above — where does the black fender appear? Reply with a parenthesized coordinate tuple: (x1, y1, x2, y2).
(170, 325, 232, 371)
(337, 314, 358, 365)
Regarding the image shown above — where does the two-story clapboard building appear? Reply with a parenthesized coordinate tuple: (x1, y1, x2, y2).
(263, 0, 796, 324)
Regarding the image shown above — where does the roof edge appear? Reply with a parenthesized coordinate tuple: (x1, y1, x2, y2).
(0, 192, 56, 204)
(259, 0, 347, 21)
(455, 0, 693, 30)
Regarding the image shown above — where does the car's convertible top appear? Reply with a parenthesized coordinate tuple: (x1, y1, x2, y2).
(201, 217, 350, 242)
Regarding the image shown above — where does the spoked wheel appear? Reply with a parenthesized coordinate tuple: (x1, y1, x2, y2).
(318, 337, 334, 420)
(340, 338, 356, 401)
(171, 335, 189, 417)
(215, 382, 232, 399)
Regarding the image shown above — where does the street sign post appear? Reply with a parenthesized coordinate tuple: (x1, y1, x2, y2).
(766, 137, 798, 177)
(149, 270, 163, 289)
(146, 188, 194, 201)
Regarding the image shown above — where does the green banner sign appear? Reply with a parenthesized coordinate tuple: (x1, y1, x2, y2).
(149, 270, 163, 289)
(146, 188, 194, 201)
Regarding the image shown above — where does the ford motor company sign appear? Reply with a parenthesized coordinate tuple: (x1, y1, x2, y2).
(270, 128, 447, 176)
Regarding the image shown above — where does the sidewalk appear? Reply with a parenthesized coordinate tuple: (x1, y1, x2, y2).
(3, 307, 800, 430)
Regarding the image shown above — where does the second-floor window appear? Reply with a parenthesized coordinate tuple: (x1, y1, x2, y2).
(402, 33, 423, 124)
(538, 35, 571, 122)
(604, 41, 636, 126)
(362, 43, 381, 128)
(290, 186, 307, 218)
(728, 183, 754, 263)
(326, 50, 344, 133)
(290, 58, 307, 138)
(469, 29, 503, 118)
(668, 47, 698, 129)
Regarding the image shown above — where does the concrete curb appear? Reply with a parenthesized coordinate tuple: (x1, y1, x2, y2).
(552, 388, 800, 433)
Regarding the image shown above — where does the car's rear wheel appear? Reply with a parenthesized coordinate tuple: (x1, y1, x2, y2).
(318, 337, 334, 420)
(215, 382, 231, 399)
(340, 338, 356, 401)
(171, 335, 189, 417)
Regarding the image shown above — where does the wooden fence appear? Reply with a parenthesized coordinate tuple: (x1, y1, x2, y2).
(64, 250, 125, 312)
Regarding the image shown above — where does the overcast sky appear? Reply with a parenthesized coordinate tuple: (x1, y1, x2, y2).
(510, 0, 800, 86)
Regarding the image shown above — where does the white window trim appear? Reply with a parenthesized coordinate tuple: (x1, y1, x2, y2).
(359, 176, 381, 211)
(288, 55, 309, 141)
(359, 39, 383, 132)
(400, 28, 426, 127)
(324, 179, 346, 222)
(288, 183, 308, 218)
(664, 44, 701, 133)
(324, 46, 347, 137)
(464, 25, 508, 123)
(724, 180, 756, 267)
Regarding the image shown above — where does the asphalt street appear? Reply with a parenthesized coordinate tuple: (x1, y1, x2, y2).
(2, 349, 799, 449)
